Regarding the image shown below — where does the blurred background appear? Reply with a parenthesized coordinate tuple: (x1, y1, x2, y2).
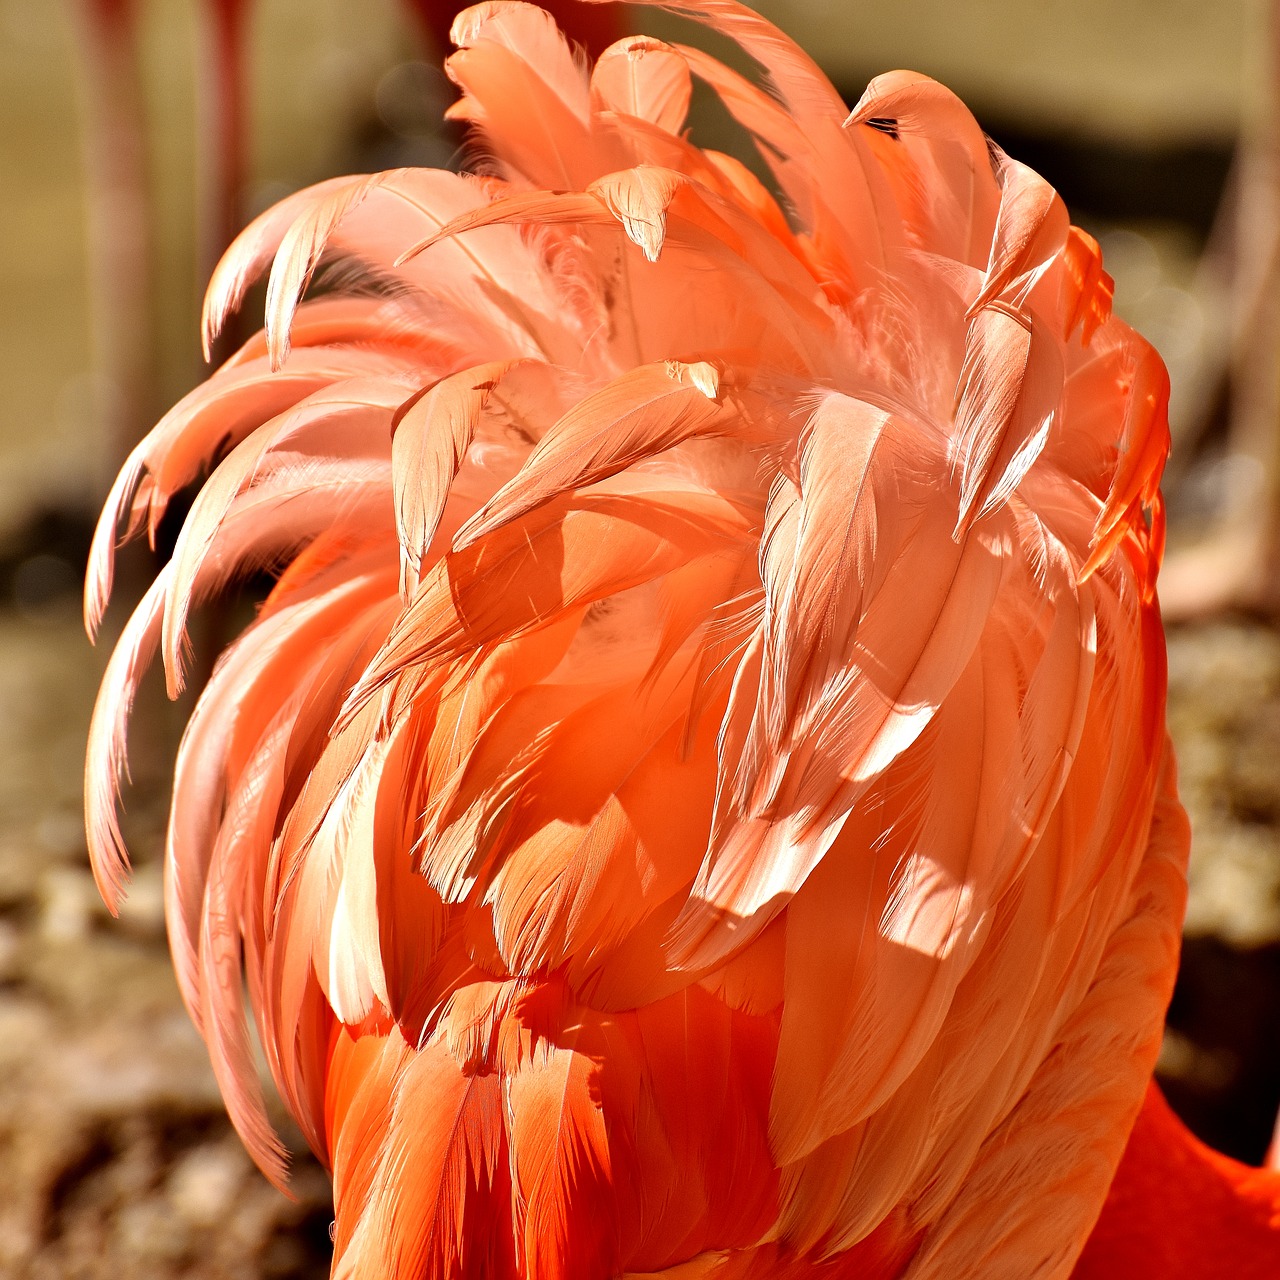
(0, 0, 1276, 1275)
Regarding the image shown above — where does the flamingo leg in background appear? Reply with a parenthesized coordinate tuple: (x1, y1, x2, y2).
(71, 0, 155, 485)
(193, 0, 623, 366)
(1159, 0, 1280, 619)
(197, 0, 253, 366)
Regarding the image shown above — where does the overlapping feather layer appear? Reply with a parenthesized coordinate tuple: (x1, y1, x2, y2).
(85, 3, 1187, 1278)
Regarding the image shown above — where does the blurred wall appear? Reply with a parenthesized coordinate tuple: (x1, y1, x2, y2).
(0, 0, 408, 538)
(0, 0, 1259, 544)
(759, 0, 1258, 141)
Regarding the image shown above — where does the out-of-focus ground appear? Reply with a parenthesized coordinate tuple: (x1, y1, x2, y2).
(0, 0, 1275, 1276)
(0, 595, 335, 1280)
(1163, 624, 1280, 1161)
(4, 596, 1278, 1279)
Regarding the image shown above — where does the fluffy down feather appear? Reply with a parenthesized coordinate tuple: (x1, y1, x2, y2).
(87, 2, 1216, 1276)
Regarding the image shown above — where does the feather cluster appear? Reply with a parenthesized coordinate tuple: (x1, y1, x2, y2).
(86, 3, 1188, 1277)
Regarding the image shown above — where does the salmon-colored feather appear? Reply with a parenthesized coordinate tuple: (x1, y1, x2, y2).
(456, 359, 726, 545)
(390, 359, 521, 595)
(85, 567, 168, 910)
(161, 375, 414, 693)
(970, 154, 1070, 316)
(844, 72, 999, 268)
(591, 35, 692, 134)
(263, 174, 386, 369)
(86, 3, 1280, 1277)
(202, 174, 368, 359)
(951, 301, 1063, 532)
(446, 2, 593, 191)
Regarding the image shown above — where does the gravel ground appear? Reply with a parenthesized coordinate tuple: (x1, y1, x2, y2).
(0, 602, 1277, 1278)
(0, 606, 333, 1280)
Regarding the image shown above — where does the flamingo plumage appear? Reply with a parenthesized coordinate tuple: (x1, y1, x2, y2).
(83, 1, 1280, 1275)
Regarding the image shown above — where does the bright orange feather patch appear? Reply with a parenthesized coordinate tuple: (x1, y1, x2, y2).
(84, 1, 1279, 1275)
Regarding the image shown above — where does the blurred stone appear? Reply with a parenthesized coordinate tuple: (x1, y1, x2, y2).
(116, 1198, 192, 1263)
(1167, 622, 1280, 948)
(1184, 824, 1280, 945)
(0, 837, 42, 906)
(0, 915, 20, 981)
(0, 991, 51, 1066)
(1158, 1025, 1239, 1093)
(12, 551, 80, 624)
(118, 861, 167, 940)
(39, 867, 100, 942)
(261, 1233, 310, 1277)
(167, 1142, 249, 1229)
(37, 808, 89, 860)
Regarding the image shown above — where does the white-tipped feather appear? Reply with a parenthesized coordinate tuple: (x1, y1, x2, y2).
(85, 567, 170, 913)
(264, 175, 386, 369)
(203, 175, 370, 359)
(455, 360, 726, 547)
(591, 36, 692, 134)
(390, 360, 521, 596)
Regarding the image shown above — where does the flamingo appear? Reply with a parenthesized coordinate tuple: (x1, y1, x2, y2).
(83, 1, 1280, 1275)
